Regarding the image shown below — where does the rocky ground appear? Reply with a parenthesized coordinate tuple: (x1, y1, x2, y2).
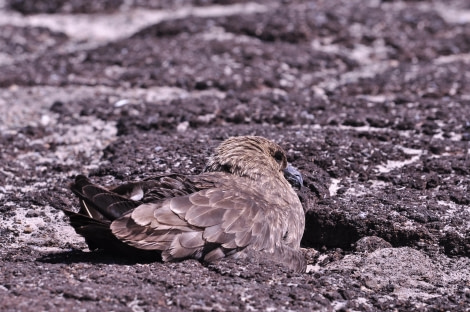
(1, 0, 470, 311)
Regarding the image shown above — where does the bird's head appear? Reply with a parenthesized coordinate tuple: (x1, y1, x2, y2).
(205, 136, 303, 188)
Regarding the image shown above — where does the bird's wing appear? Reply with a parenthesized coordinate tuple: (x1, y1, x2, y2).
(110, 186, 278, 262)
(110, 174, 204, 203)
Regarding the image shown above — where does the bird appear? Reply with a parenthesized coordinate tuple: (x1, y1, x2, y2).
(62, 136, 306, 272)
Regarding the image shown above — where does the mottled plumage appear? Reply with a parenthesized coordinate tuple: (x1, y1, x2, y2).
(62, 136, 306, 271)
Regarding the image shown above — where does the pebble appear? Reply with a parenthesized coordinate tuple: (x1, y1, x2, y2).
(114, 99, 130, 107)
(23, 225, 33, 234)
(177, 121, 189, 132)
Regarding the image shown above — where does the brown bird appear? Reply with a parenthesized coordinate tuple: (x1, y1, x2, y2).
(62, 136, 306, 272)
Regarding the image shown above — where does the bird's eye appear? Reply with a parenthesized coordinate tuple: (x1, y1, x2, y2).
(273, 151, 284, 163)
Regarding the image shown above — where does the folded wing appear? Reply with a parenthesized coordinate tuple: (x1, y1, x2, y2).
(110, 187, 277, 262)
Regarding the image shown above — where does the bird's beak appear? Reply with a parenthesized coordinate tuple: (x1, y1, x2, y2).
(283, 164, 303, 189)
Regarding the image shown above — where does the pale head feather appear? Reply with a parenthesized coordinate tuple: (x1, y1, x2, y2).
(204, 136, 288, 182)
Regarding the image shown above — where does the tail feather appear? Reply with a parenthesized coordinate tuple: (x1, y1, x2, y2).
(62, 209, 159, 259)
(62, 209, 113, 251)
(64, 175, 142, 252)
(70, 175, 139, 221)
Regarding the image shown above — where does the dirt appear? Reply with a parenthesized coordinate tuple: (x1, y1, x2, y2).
(1, 0, 470, 311)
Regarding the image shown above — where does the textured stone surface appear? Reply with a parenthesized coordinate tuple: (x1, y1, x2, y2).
(1, 0, 470, 310)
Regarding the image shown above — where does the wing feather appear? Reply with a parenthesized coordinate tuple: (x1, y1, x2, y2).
(203, 224, 235, 243)
(168, 195, 194, 216)
(178, 232, 205, 249)
(185, 205, 226, 227)
(110, 174, 204, 203)
(203, 248, 225, 262)
(235, 228, 253, 247)
(129, 203, 155, 226)
(153, 206, 189, 227)
(110, 185, 275, 260)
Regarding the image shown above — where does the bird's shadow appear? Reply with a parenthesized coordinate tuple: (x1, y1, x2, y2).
(37, 249, 300, 276)
(37, 249, 162, 265)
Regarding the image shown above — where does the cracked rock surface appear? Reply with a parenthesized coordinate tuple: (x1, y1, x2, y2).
(1, 0, 470, 310)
